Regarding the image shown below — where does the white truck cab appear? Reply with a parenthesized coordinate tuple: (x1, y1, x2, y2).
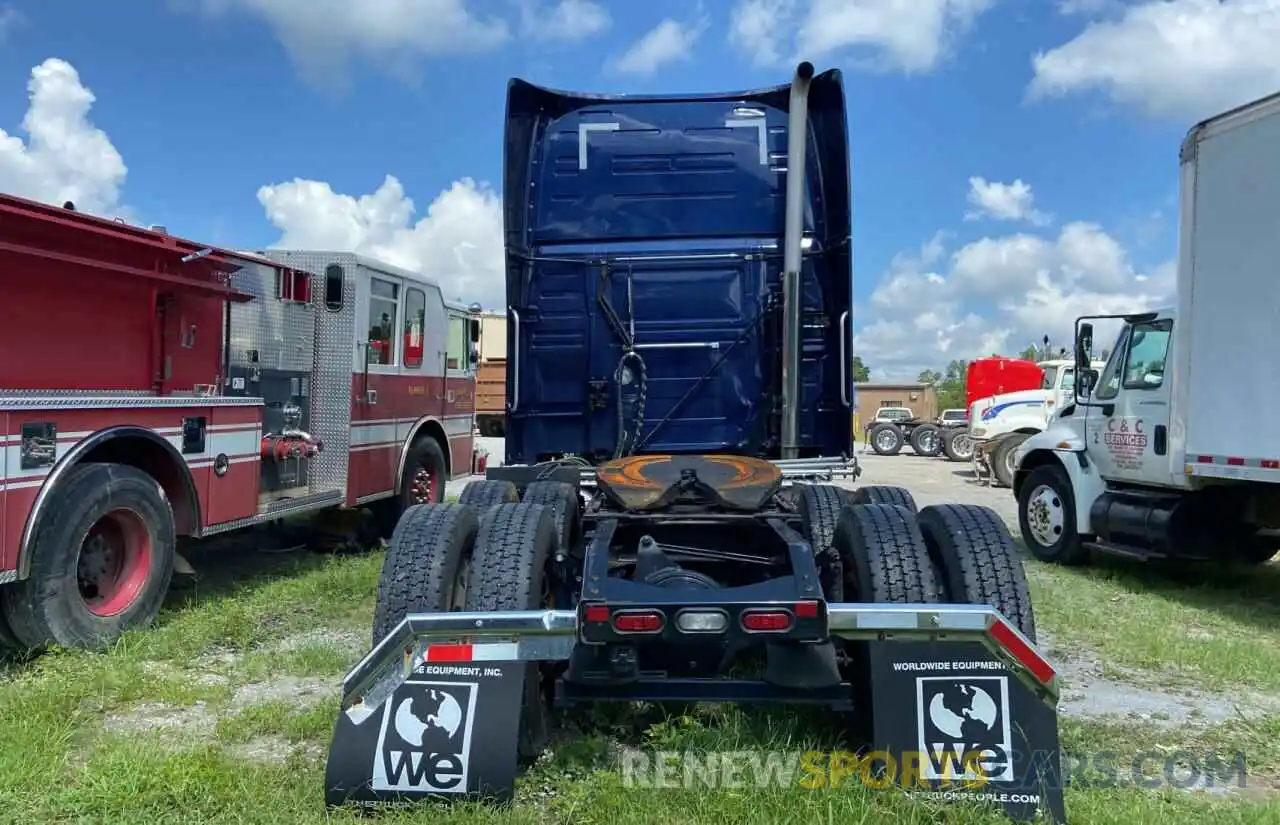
(967, 359, 1104, 488)
(1011, 88, 1280, 568)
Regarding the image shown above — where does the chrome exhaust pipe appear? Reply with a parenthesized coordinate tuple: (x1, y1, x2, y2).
(781, 60, 815, 460)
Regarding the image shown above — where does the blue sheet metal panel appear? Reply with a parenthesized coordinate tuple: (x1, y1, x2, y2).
(502, 71, 852, 463)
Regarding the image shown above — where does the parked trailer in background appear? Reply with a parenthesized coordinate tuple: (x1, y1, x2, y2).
(1014, 89, 1280, 570)
(475, 309, 508, 437)
(0, 199, 477, 653)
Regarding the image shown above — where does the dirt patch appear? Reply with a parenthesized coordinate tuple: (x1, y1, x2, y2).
(272, 628, 367, 659)
(1042, 633, 1280, 728)
(231, 675, 333, 709)
(229, 736, 325, 765)
(103, 701, 217, 739)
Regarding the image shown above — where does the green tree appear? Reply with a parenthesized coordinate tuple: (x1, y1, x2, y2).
(1017, 345, 1039, 361)
(917, 369, 942, 386)
(852, 356, 870, 382)
(933, 359, 969, 411)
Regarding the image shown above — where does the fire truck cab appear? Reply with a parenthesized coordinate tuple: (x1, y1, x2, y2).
(0, 194, 477, 653)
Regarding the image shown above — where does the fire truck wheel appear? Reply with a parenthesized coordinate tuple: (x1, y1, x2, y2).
(464, 502, 556, 763)
(2, 462, 176, 652)
(370, 437, 448, 541)
(370, 503, 479, 646)
(848, 484, 918, 514)
(519, 481, 581, 555)
(916, 503, 1037, 643)
(830, 503, 943, 604)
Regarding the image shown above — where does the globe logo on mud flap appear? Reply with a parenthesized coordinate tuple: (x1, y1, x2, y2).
(916, 676, 1014, 783)
(370, 681, 479, 793)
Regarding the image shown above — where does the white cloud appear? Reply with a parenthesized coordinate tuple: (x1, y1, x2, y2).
(256, 174, 505, 306)
(519, 0, 610, 41)
(965, 177, 1051, 225)
(611, 17, 707, 76)
(854, 217, 1173, 380)
(1030, 0, 1280, 120)
(190, 0, 508, 85)
(729, 0, 996, 73)
(0, 58, 127, 217)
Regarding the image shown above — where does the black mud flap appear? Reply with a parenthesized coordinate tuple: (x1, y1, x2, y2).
(866, 641, 1066, 824)
(324, 661, 528, 809)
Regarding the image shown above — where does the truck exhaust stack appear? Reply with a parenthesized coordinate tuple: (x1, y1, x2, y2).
(781, 61, 814, 459)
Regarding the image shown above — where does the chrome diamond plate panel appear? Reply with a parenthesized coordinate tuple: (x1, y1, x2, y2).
(257, 250, 356, 496)
(227, 260, 314, 374)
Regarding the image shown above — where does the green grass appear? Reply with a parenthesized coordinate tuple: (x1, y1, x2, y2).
(1024, 554, 1280, 692)
(0, 531, 1277, 824)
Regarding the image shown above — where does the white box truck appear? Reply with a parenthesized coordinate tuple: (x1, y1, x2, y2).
(1011, 89, 1280, 567)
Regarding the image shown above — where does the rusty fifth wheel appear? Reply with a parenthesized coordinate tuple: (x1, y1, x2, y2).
(2, 463, 176, 651)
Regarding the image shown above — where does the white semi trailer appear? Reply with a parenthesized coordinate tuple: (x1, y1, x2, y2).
(1012, 89, 1280, 567)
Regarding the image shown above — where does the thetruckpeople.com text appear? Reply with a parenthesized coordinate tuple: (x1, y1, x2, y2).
(619, 748, 1249, 794)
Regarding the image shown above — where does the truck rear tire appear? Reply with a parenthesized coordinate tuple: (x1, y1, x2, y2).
(868, 423, 904, 456)
(909, 424, 943, 457)
(520, 481, 581, 554)
(941, 428, 974, 461)
(797, 484, 848, 556)
(916, 503, 1037, 642)
(830, 503, 943, 603)
(2, 462, 176, 652)
(991, 433, 1030, 488)
(848, 485, 917, 514)
(457, 479, 519, 510)
(370, 503, 478, 646)
(465, 502, 556, 763)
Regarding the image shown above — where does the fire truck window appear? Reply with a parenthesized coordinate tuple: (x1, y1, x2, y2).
(368, 277, 399, 366)
(447, 316, 467, 371)
(404, 288, 426, 369)
(324, 264, 344, 311)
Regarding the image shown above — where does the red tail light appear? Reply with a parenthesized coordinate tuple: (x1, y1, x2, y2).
(741, 610, 793, 632)
(613, 610, 664, 634)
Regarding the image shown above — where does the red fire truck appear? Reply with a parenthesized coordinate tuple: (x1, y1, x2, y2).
(0, 192, 478, 652)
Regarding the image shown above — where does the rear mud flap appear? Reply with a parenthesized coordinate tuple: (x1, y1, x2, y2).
(324, 661, 528, 808)
(323, 607, 1065, 822)
(865, 641, 1066, 824)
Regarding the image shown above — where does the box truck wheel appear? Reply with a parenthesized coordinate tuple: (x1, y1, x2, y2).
(457, 479, 520, 511)
(2, 462, 176, 651)
(941, 428, 974, 461)
(909, 423, 943, 457)
(848, 484, 918, 514)
(465, 502, 557, 762)
(370, 503, 479, 646)
(520, 481, 581, 555)
(917, 503, 1037, 642)
(830, 503, 943, 603)
(1232, 534, 1280, 565)
(1016, 464, 1089, 567)
(867, 423, 904, 456)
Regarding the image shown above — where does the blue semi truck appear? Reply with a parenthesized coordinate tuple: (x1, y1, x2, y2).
(325, 63, 1066, 823)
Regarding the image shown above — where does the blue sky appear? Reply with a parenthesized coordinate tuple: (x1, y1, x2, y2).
(1, 0, 1276, 378)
